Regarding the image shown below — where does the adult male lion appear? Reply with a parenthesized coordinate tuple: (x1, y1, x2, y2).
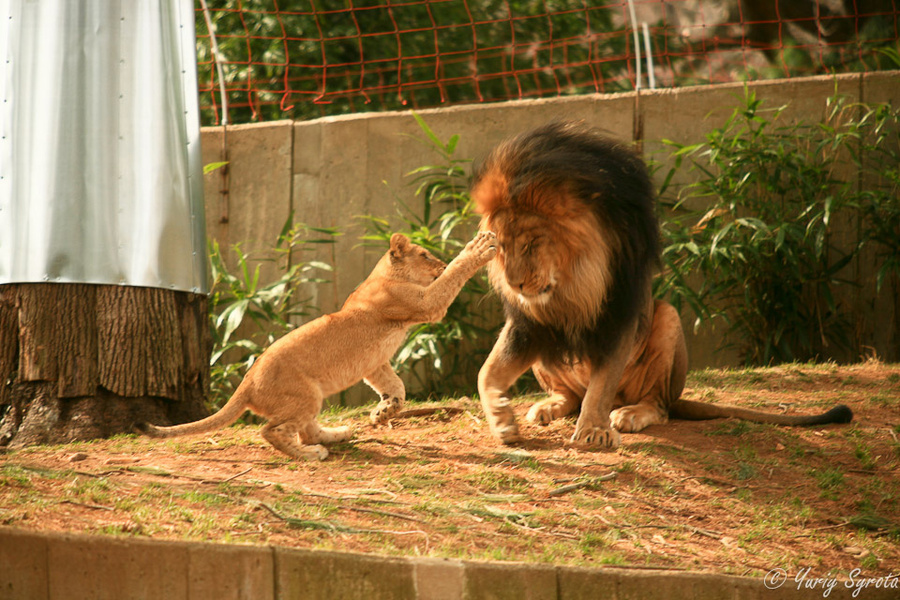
(472, 121, 852, 450)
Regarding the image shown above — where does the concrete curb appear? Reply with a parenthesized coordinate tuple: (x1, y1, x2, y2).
(2, 528, 896, 599)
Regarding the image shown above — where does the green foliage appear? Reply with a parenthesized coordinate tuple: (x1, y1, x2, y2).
(359, 114, 499, 397)
(202, 161, 229, 175)
(853, 102, 900, 293)
(207, 217, 338, 408)
(656, 89, 900, 365)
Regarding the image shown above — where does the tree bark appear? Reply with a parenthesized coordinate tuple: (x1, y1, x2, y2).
(0, 283, 209, 448)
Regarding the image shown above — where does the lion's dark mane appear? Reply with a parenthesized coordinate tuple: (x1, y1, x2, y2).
(474, 122, 660, 368)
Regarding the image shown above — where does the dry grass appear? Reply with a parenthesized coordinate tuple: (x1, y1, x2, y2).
(2, 362, 898, 577)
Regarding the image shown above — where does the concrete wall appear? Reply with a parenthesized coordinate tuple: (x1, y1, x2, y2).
(200, 71, 899, 385)
(4, 527, 898, 600)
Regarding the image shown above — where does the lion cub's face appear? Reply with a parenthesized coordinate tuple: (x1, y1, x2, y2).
(388, 233, 447, 285)
(489, 211, 559, 306)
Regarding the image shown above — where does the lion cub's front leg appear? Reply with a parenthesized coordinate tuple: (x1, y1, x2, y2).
(452, 230, 498, 274)
(415, 231, 497, 321)
(366, 363, 406, 425)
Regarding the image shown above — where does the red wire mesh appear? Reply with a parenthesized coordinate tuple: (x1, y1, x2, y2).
(195, 0, 900, 125)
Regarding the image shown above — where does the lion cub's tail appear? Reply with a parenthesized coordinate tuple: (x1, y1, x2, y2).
(669, 399, 853, 426)
(134, 386, 252, 439)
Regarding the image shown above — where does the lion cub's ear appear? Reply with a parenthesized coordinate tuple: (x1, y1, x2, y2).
(389, 233, 411, 262)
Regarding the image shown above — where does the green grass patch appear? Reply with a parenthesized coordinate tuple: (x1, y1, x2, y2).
(464, 469, 532, 494)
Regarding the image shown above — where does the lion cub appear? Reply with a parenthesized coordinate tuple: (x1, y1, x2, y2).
(137, 231, 497, 460)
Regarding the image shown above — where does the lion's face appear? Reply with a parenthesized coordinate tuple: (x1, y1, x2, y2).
(490, 211, 560, 306)
(471, 141, 623, 334)
(388, 233, 446, 286)
(480, 201, 616, 333)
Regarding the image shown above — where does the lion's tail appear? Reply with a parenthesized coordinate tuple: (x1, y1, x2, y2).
(134, 385, 252, 439)
(669, 399, 853, 426)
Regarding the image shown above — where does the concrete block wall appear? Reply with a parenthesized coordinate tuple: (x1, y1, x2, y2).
(200, 71, 900, 379)
(4, 528, 898, 600)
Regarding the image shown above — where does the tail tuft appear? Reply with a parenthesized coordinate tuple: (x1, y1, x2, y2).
(822, 404, 853, 424)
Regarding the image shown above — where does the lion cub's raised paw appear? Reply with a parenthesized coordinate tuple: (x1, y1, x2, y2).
(463, 230, 498, 264)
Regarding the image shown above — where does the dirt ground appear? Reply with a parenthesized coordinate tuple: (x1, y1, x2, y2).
(2, 361, 898, 577)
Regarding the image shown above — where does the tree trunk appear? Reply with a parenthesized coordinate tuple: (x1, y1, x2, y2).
(0, 283, 210, 448)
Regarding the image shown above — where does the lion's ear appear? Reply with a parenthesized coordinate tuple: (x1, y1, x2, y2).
(389, 233, 411, 262)
(471, 171, 509, 215)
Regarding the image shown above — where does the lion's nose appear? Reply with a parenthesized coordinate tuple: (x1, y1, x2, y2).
(507, 276, 525, 291)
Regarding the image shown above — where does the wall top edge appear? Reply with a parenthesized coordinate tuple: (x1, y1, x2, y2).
(200, 71, 899, 134)
(0, 525, 760, 584)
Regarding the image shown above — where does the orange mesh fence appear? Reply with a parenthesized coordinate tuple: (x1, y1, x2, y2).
(195, 0, 900, 125)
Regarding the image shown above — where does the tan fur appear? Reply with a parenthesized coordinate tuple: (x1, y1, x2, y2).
(478, 254, 686, 449)
(477, 186, 849, 448)
(474, 123, 851, 450)
(474, 160, 686, 449)
(138, 231, 497, 460)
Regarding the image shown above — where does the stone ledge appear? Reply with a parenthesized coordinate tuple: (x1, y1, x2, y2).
(1, 528, 896, 600)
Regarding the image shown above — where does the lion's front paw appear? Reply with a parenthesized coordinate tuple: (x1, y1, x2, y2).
(494, 423, 522, 445)
(465, 230, 498, 264)
(567, 425, 621, 451)
(484, 403, 522, 445)
(370, 396, 403, 425)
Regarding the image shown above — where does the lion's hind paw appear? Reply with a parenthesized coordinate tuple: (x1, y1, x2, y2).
(610, 404, 667, 433)
(525, 396, 577, 426)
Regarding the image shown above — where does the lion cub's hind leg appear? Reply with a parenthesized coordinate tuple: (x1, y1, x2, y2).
(261, 421, 330, 461)
(303, 421, 353, 445)
(366, 363, 406, 425)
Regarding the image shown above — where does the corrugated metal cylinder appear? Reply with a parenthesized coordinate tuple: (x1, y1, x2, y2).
(0, 0, 208, 294)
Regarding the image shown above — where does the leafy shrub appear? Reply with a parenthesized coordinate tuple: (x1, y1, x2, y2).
(657, 88, 900, 365)
(853, 102, 900, 293)
(207, 217, 338, 408)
